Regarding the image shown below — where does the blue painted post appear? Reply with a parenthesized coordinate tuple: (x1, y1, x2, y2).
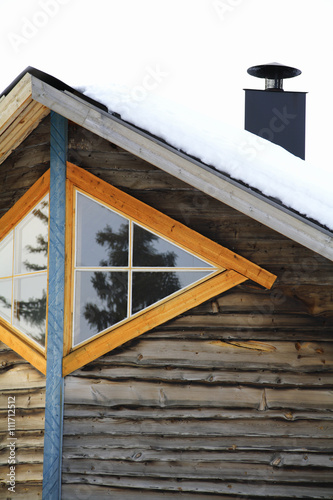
(42, 112, 67, 499)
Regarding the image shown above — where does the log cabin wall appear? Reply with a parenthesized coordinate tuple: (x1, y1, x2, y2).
(0, 341, 45, 499)
(61, 124, 333, 499)
(0, 117, 49, 499)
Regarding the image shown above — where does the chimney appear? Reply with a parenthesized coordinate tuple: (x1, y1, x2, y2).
(244, 62, 306, 159)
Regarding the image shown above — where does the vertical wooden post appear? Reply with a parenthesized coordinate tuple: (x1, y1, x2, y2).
(42, 112, 67, 499)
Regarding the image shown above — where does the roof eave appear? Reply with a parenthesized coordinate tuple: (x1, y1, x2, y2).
(1, 71, 333, 262)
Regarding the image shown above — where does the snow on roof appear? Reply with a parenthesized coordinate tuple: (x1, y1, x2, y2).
(81, 84, 333, 232)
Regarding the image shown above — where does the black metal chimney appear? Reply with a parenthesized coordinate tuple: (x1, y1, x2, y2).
(244, 62, 306, 159)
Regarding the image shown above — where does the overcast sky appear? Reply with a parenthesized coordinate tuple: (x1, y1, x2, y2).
(1, 0, 332, 167)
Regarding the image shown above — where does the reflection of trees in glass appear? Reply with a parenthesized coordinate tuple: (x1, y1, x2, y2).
(84, 271, 128, 332)
(24, 201, 49, 272)
(14, 289, 47, 345)
(0, 200, 48, 346)
(83, 224, 181, 333)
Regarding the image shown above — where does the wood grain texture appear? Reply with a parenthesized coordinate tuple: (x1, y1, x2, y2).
(0, 73, 49, 165)
(1, 105, 333, 499)
(0, 342, 45, 498)
(60, 124, 333, 499)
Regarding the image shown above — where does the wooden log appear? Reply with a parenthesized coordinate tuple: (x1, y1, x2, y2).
(0, 389, 45, 409)
(0, 448, 44, 465)
(61, 483, 240, 500)
(0, 463, 43, 482)
(61, 447, 333, 468)
(0, 485, 43, 499)
(61, 456, 333, 482)
(0, 364, 46, 390)
(62, 415, 333, 438)
(63, 406, 333, 422)
(64, 377, 333, 411)
(74, 339, 333, 372)
(146, 327, 333, 341)
(0, 409, 45, 432)
(0, 430, 44, 448)
(68, 364, 333, 387)
(60, 474, 333, 498)
(171, 312, 329, 329)
(62, 432, 333, 453)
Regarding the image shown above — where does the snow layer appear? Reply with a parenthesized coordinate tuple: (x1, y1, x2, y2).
(81, 84, 333, 231)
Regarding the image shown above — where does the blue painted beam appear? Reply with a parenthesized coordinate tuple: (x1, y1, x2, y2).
(42, 112, 67, 499)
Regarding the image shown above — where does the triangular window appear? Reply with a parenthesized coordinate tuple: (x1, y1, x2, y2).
(0, 164, 276, 376)
(0, 172, 50, 373)
(62, 163, 276, 375)
(72, 192, 217, 346)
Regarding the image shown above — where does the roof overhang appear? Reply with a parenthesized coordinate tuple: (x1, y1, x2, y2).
(1, 68, 333, 261)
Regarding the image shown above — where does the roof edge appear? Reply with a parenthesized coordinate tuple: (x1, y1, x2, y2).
(1, 69, 332, 261)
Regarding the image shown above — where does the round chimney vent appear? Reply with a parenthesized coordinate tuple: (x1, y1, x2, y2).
(247, 62, 301, 91)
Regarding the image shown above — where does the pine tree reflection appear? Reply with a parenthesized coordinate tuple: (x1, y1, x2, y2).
(83, 224, 181, 333)
(0, 200, 48, 346)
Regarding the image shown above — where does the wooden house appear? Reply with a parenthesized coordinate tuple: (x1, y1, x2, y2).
(0, 67, 332, 499)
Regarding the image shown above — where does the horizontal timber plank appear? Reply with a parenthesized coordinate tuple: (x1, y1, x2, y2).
(0, 364, 46, 390)
(64, 377, 333, 410)
(61, 483, 243, 500)
(62, 447, 333, 468)
(0, 430, 44, 448)
(170, 313, 328, 329)
(70, 364, 333, 387)
(0, 448, 43, 465)
(62, 457, 333, 481)
(62, 415, 333, 438)
(60, 474, 333, 498)
(80, 339, 333, 372)
(0, 485, 42, 499)
(0, 409, 45, 432)
(63, 406, 333, 422)
(0, 463, 42, 483)
(0, 388, 45, 409)
(145, 327, 333, 341)
(62, 433, 333, 453)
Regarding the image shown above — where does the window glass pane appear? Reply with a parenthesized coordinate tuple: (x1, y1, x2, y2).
(76, 193, 129, 267)
(0, 279, 12, 323)
(0, 232, 13, 278)
(73, 270, 128, 346)
(132, 270, 213, 314)
(133, 224, 213, 268)
(13, 274, 47, 347)
(14, 197, 49, 274)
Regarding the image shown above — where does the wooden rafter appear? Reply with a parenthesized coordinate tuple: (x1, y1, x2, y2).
(0, 73, 49, 165)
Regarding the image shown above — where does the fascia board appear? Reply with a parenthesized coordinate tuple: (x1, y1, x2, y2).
(29, 75, 333, 262)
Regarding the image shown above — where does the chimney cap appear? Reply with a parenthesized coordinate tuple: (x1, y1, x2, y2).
(247, 62, 301, 80)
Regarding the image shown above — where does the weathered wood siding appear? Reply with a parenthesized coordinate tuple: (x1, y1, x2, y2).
(61, 124, 333, 499)
(0, 115, 50, 218)
(0, 342, 45, 499)
(0, 118, 49, 498)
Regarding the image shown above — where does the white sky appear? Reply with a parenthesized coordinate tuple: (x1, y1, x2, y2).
(1, 0, 332, 167)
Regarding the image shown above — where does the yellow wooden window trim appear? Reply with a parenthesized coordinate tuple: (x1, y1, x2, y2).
(0, 164, 276, 376)
(0, 170, 50, 375)
(62, 163, 276, 376)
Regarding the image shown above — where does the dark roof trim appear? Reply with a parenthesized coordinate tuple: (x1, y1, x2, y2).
(0, 67, 108, 113)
